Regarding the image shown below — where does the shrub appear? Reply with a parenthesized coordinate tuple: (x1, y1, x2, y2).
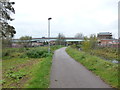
(50, 45, 63, 53)
(26, 48, 49, 58)
(2, 48, 27, 60)
(71, 44, 77, 48)
(18, 48, 27, 52)
(76, 45, 82, 48)
(2, 49, 11, 57)
(20, 54, 27, 58)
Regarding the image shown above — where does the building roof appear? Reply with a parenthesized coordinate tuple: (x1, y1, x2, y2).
(101, 39, 117, 40)
(32, 37, 83, 39)
(98, 32, 112, 35)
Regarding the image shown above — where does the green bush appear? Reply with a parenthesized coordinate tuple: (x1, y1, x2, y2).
(50, 45, 63, 52)
(71, 44, 77, 48)
(2, 48, 27, 60)
(2, 50, 10, 57)
(19, 54, 27, 58)
(76, 45, 82, 48)
(26, 48, 49, 58)
(2, 48, 19, 57)
(18, 48, 28, 53)
(2, 46, 62, 59)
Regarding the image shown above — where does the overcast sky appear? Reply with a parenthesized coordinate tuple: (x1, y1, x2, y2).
(10, 0, 118, 39)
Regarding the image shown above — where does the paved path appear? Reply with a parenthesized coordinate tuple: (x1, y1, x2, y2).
(50, 47, 111, 88)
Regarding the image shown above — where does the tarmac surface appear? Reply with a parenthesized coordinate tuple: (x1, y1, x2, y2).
(50, 47, 111, 88)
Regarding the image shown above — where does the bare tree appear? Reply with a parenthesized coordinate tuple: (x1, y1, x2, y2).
(75, 33, 84, 39)
(19, 36, 32, 48)
(56, 33, 66, 45)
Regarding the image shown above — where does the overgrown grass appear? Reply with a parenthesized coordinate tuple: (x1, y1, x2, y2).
(2, 45, 63, 88)
(66, 47, 118, 88)
(2, 57, 40, 88)
(72, 43, 118, 61)
(89, 47, 118, 61)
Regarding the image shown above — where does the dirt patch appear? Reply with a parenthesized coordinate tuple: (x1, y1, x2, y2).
(12, 59, 39, 72)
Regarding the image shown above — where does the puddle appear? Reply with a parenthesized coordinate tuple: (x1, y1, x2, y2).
(111, 60, 118, 64)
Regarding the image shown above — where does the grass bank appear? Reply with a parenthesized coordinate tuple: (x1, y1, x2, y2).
(72, 44, 118, 61)
(66, 47, 118, 88)
(89, 47, 118, 61)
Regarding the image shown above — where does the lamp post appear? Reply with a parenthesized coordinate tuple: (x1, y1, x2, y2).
(48, 17, 52, 53)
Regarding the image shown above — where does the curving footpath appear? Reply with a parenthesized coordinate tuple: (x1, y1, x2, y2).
(50, 47, 112, 88)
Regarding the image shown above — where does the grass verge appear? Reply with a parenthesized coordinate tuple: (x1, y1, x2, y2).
(66, 47, 118, 88)
(24, 56, 52, 88)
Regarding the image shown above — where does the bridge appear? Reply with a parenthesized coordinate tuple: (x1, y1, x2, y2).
(12, 37, 84, 42)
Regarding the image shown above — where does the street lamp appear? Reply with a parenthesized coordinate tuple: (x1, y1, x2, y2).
(48, 17, 52, 53)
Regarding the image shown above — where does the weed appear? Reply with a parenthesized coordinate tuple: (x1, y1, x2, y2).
(6, 70, 26, 81)
(0, 80, 6, 85)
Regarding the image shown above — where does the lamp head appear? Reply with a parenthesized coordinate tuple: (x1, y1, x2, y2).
(48, 17, 52, 20)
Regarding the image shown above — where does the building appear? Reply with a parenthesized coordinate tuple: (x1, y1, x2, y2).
(98, 39, 118, 47)
(97, 32, 119, 47)
(97, 32, 112, 39)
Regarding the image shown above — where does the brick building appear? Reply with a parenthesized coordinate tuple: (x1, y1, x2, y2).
(97, 32, 118, 47)
(97, 32, 112, 39)
(98, 39, 118, 47)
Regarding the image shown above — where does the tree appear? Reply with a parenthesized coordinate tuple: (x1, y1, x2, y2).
(75, 33, 84, 39)
(0, 0, 16, 38)
(19, 36, 32, 48)
(89, 34, 97, 49)
(56, 33, 66, 45)
(74, 33, 84, 46)
(81, 36, 90, 51)
(0, 0, 15, 48)
(81, 34, 97, 51)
